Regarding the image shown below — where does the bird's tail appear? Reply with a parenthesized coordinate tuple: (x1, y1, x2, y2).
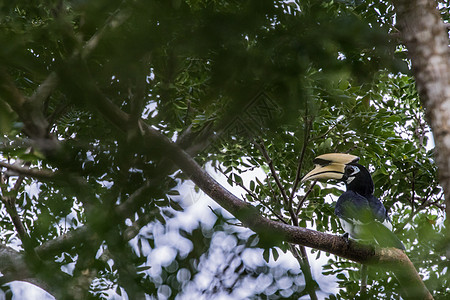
(370, 221, 405, 250)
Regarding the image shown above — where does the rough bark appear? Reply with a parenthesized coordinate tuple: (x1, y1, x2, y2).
(392, 0, 450, 226)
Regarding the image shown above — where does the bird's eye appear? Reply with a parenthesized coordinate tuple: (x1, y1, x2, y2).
(346, 165, 359, 175)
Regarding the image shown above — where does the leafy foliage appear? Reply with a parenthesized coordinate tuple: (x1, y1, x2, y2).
(0, 0, 448, 299)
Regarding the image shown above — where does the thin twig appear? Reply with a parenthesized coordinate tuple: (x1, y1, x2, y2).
(255, 138, 317, 300)
(1, 161, 31, 242)
(266, 173, 281, 205)
(288, 118, 311, 208)
(0, 161, 43, 269)
(255, 141, 299, 226)
(296, 181, 317, 216)
(289, 244, 318, 300)
(255, 141, 289, 206)
(310, 121, 339, 142)
(361, 264, 368, 294)
(217, 168, 288, 225)
(395, 191, 444, 234)
(410, 169, 416, 216)
(217, 167, 258, 201)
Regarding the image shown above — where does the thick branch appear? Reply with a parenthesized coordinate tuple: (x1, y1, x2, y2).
(0, 71, 49, 140)
(0, 245, 63, 298)
(0, 244, 32, 283)
(0, 243, 70, 298)
(0, 69, 26, 109)
(0, 161, 54, 179)
(29, 72, 59, 105)
(0, 70, 60, 158)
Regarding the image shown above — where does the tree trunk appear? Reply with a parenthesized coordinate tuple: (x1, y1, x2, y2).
(392, 0, 450, 245)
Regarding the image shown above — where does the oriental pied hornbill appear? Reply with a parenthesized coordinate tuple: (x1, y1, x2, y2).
(302, 153, 405, 250)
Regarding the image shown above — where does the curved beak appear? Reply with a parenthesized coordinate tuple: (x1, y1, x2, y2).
(302, 153, 359, 182)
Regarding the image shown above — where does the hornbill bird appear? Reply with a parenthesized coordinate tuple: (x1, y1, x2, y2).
(302, 153, 405, 250)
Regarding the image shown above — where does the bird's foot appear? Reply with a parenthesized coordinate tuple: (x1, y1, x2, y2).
(341, 233, 350, 245)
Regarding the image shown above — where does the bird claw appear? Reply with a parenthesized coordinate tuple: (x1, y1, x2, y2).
(342, 232, 350, 245)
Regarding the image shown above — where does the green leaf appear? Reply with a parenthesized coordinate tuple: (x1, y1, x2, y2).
(263, 248, 270, 263)
(272, 248, 279, 261)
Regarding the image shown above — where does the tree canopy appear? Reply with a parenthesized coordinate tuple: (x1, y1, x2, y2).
(0, 0, 449, 299)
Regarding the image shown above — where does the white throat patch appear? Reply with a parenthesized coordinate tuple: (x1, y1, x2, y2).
(346, 176, 356, 184)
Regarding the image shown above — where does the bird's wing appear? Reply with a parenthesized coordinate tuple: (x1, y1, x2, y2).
(366, 195, 392, 229)
(335, 191, 372, 225)
(335, 191, 405, 249)
(335, 191, 374, 240)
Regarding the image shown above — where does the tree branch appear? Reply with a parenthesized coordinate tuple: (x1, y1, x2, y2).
(255, 141, 290, 208)
(296, 181, 316, 216)
(289, 118, 311, 207)
(29, 72, 59, 106)
(0, 244, 59, 296)
(0, 70, 50, 140)
(82, 9, 131, 59)
(0, 69, 26, 110)
(0, 161, 54, 179)
(217, 166, 288, 224)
